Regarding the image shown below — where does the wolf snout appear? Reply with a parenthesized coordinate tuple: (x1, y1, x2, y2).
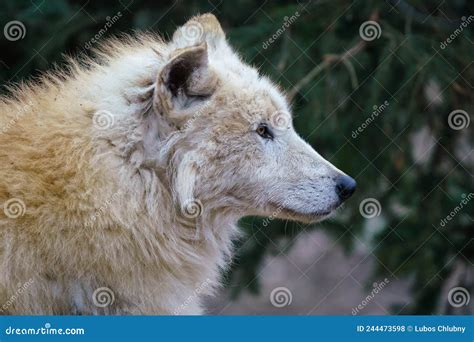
(335, 175, 357, 202)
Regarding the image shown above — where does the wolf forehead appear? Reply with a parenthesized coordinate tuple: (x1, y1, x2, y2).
(210, 82, 292, 127)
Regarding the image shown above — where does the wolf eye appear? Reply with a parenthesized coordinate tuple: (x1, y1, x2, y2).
(256, 123, 274, 140)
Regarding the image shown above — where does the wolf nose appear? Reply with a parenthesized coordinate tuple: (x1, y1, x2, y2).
(335, 175, 357, 201)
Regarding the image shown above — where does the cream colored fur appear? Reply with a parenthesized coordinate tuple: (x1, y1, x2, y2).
(0, 14, 349, 315)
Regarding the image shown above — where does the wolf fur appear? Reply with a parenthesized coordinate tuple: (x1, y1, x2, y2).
(0, 14, 352, 314)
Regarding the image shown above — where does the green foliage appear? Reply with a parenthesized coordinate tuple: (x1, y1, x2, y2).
(1, 0, 472, 314)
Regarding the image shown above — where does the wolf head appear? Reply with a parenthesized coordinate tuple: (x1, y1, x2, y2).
(150, 14, 356, 224)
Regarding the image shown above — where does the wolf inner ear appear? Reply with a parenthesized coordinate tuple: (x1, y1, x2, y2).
(154, 42, 217, 124)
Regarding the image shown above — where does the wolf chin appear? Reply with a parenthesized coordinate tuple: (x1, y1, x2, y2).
(0, 14, 356, 314)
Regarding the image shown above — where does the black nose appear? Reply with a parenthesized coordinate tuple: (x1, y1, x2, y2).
(335, 175, 357, 201)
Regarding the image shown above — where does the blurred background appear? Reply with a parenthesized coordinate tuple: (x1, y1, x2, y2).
(0, 0, 472, 315)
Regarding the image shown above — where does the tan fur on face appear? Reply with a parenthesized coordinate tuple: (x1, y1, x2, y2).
(0, 14, 348, 315)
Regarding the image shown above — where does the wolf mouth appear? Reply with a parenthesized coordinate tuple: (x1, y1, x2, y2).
(267, 202, 339, 223)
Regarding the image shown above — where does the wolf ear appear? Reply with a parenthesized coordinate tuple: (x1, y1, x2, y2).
(172, 13, 226, 49)
(154, 42, 217, 124)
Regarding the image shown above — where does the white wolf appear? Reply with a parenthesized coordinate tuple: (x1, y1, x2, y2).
(0, 13, 356, 314)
